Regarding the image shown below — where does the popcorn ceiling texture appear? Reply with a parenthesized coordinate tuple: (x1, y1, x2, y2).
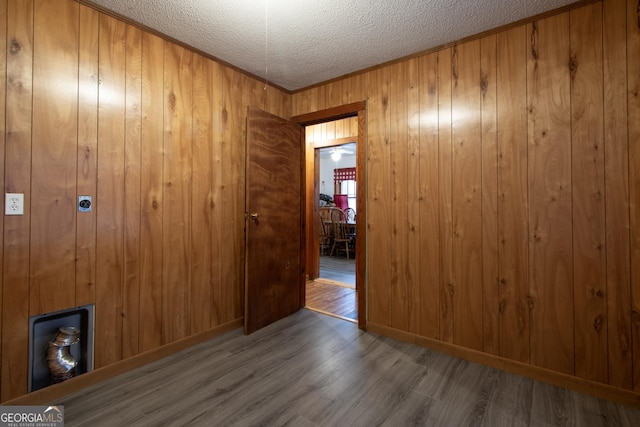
(89, 0, 575, 91)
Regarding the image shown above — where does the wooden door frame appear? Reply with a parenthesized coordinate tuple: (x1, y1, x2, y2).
(291, 101, 367, 329)
(309, 136, 357, 279)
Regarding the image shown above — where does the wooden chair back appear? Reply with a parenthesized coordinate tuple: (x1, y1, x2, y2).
(329, 208, 353, 259)
(344, 207, 356, 223)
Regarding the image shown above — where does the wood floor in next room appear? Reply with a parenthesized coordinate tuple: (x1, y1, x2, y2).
(306, 280, 356, 321)
(54, 309, 640, 426)
(316, 255, 355, 287)
(306, 255, 356, 321)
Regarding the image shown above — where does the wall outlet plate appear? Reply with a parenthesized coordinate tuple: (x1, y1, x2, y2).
(78, 195, 92, 212)
(5, 193, 24, 215)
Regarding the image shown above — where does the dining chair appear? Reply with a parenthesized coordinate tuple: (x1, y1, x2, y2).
(329, 208, 354, 260)
(344, 207, 356, 223)
(318, 212, 331, 255)
(319, 206, 333, 223)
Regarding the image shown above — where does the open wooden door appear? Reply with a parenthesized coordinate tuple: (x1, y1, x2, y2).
(244, 108, 304, 334)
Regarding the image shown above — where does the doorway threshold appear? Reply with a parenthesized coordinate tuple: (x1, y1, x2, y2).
(304, 306, 357, 323)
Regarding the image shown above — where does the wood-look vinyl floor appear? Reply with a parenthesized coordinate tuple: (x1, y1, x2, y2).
(318, 255, 355, 287)
(55, 309, 640, 426)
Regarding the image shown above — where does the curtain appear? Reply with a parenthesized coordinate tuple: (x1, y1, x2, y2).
(334, 167, 356, 194)
(334, 167, 356, 183)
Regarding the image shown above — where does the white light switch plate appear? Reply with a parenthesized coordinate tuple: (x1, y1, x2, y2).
(5, 193, 24, 215)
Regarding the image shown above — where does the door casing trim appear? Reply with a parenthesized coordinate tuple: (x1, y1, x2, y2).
(292, 101, 367, 329)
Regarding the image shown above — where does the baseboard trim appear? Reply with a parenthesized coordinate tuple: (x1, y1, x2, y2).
(367, 322, 640, 409)
(2, 318, 244, 406)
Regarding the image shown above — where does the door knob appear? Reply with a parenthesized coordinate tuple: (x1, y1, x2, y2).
(249, 212, 259, 221)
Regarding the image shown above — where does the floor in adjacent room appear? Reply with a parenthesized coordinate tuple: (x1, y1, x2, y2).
(316, 255, 355, 287)
(306, 255, 356, 321)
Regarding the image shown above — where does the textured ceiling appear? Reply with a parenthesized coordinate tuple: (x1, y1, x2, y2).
(87, 0, 576, 91)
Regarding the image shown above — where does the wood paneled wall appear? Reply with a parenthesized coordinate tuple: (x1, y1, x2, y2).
(292, 0, 640, 392)
(305, 117, 359, 144)
(1, 0, 637, 405)
(0, 0, 290, 401)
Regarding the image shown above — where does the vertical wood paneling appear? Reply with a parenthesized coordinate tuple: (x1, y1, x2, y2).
(325, 119, 336, 141)
(76, 4, 99, 307)
(334, 116, 344, 138)
(527, 14, 574, 374)
(0, 0, 296, 401)
(304, 87, 320, 114)
(292, 88, 312, 117)
(221, 67, 243, 322)
(318, 122, 326, 144)
(266, 86, 278, 117)
(289, 0, 638, 399)
(349, 73, 367, 105)
(123, 25, 142, 359)
(418, 52, 439, 339)
(350, 117, 359, 136)
(191, 54, 213, 334)
(139, 32, 164, 352)
(251, 79, 266, 115)
(325, 79, 343, 108)
(30, 0, 78, 315)
(315, 86, 327, 112)
(496, 26, 529, 363)
(480, 34, 499, 356)
(627, 0, 640, 392)
(1, 0, 639, 403)
(406, 58, 420, 334)
(452, 41, 483, 351)
(247, 75, 266, 111)
(390, 61, 409, 331)
(210, 61, 224, 327)
(162, 42, 193, 343)
(438, 48, 454, 343)
(349, 116, 358, 137)
(570, 3, 607, 384)
(0, 0, 7, 398)
(367, 66, 392, 326)
(1, 0, 32, 402)
(241, 76, 256, 318)
(267, 85, 290, 118)
(307, 123, 318, 143)
(236, 73, 250, 319)
(95, 15, 126, 368)
(602, 0, 632, 390)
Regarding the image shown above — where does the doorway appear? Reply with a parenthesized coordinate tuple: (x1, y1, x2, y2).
(291, 102, 366, 328)
(308, 140, 357, 321)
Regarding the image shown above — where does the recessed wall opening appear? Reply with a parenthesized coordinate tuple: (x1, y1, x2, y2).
(28, 304, 95, 392)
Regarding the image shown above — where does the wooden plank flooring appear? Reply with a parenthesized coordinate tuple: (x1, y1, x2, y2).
(317, 255, 355, 286)
(306, 280, 356, 321)
(307, 255, 356, 321)
(54, 309, 640, 426)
